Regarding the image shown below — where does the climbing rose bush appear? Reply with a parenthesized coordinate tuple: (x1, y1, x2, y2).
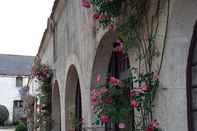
(81, 0, 91, 8)
(31, 56, 53, 130)
(81, 0, 122, 30)
(145, 120, 160, 131)
(91, 71, 161, 130)
(32, 57, 52, 80)
(91, 75, 130, 127)
(82, 0, 162, 130)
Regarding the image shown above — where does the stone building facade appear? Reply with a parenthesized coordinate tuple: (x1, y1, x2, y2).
(29, 0, 197, 131)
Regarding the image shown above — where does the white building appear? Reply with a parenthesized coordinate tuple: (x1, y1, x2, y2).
(0, 54, 33, 123)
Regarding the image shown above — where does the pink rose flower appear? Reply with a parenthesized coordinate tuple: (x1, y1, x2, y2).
(90, 89, 97, 96)
(91, 89, 99, 103)
(99, 87, 108, 94)
(130, 90, 136, 96)
(130, 88, 144, 96)
(141, 82, 148, 91)
(81, 0, 91, 8)
(134, 88, 144, 94)
(100, 115, 110, 123)
(109, 76, 121, 86)
(91, 95, 97, 102)
(150, 119, 159, 128)
(93, 13, 100, 20)
(96, 74, 101, 83)
(145, 127, 154, 131)
(118, 123, 126, 129)
(130, 83, 149, 96)
(98, 14, 109, 20)
(130, 99, 138, 108)
(145, 119, 160, 131)
(107, 23, 116, 31)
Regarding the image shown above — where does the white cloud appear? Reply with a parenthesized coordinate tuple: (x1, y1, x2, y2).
(0, 0, 55, 56)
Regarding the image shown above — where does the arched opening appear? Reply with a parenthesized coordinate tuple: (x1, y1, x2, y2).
(51, 80, 61, 131)
(91, 32, 116, 87)
(187, 21, 197, 131)
(91, 31, 131, 131)
(65, 65, 82, 131)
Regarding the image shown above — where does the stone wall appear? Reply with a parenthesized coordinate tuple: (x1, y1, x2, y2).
(36, 0, 197, 131)
(155, 0, 197, 131)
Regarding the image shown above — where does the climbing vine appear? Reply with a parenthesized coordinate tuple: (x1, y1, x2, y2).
(82, 0, 166, 130)
(32, 57, 53, 131)
(92, 70, 160, 131)
(82, 0, 161, 72)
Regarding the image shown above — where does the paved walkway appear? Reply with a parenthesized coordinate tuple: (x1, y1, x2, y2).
(0, 127, 15, 131)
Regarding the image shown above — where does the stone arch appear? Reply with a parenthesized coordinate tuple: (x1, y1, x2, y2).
(64, 54, 92, 130)
(91, 31, 131, 130)
(91, 31, 117, 87)
(65, 65, 82, 131)
(51, 80, 61, 131)
(91, 31, 116, 131)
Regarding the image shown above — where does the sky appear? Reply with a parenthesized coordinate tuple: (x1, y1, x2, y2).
(0, 0, 55, 56)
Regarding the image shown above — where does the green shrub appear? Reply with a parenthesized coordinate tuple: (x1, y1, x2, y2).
(0, 104, 9, 126)
(15, 123, 27, 131)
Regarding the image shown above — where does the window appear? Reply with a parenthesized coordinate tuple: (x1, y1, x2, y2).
(16, 76, 23, 87)
(19, 101, 23, 108)
(14, 101, 18, 107)
(13, 100, 23, 108)
(187, 21, 197, 131)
